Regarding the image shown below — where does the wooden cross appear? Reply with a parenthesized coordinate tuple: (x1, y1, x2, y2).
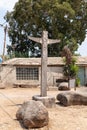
(28, 31, 60, 97)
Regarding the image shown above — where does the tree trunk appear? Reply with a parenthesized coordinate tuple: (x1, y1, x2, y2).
(57, 91, 87, 106)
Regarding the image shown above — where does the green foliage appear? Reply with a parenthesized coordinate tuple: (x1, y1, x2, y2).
(4, 0, 87, 57)
(63, 46, 79, 79)
(63, 63, 79, 78)
(76, 77, 80, 87)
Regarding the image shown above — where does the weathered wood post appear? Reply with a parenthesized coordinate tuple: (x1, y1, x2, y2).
(28, 31, 60, 107)
(41, 31, 48, 96)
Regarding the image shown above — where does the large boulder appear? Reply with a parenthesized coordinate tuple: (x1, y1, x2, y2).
(57, 91, 87, 106)
(58, 82, 70, 91)
(16, 100, 49, 129)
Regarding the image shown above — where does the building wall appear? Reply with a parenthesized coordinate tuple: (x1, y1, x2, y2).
(0, 65, 40, 87)
(0, 65, 2, 82)
(77, 66, 87, 86)
(0, 65, 63, 88)
(47, 66, 63, 86)
(2, 64, 87, 87)
(0, 65, 16, 87)
(85, 67, 87, 85)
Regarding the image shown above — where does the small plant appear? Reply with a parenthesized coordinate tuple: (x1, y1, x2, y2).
(76, 78, 80, 87)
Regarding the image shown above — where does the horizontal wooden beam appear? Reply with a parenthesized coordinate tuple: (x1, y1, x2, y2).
(28, 36, 42, 44)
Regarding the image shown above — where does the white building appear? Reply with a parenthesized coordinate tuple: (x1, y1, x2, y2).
(0, 57, 87, 88)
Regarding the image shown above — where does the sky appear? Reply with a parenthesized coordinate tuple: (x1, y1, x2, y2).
(0, 0, 18, 55)
(0, 0, 87, 56)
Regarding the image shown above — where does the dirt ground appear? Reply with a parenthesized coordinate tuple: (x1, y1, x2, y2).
(0, 87, 87, 130)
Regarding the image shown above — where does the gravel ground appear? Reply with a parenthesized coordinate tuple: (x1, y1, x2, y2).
(0, 87, 87, 130)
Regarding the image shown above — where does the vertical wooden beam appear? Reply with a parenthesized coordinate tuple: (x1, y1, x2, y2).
(41, 31, 48, 96)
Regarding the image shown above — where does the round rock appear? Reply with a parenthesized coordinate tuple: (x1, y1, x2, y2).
(16, 100, 49, 129)
(58, 82, 70, 91)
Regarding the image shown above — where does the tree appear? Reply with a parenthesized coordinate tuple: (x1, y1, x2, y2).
(5, 0, 87, 57)
(62, 46, 79, 89)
